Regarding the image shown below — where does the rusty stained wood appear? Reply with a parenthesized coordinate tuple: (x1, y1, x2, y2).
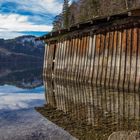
(43, 26, 140, 92)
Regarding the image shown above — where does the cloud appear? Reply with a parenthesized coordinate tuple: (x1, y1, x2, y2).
(0, 31, 46, 39)
(0, 31, 23, 39)
(0, 0, 63, 15)
(0, 85, 45, 110)
(0, 0, 63, 38)
(0, 94, 45, 110)
(0, 13, 53, 38)
(0, 14, 52, 32)
(0, 85, 44, 94)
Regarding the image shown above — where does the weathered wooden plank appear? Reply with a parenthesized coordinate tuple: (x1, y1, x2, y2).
(134, 28, 139, 92)
(95, 34, 102, 85)
(91, 35, 97, 84)
(43, 25, 140, 92)
(104, 32, 110, 88)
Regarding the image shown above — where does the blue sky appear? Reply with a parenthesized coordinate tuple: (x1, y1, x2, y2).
(0, 0, 64, 39)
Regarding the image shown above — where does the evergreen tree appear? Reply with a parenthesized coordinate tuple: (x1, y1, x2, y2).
(62, 0, 70, 28)
(52, 0, 140, 30)
(52, 14, 63, 31)
(69, 1, 78, 26)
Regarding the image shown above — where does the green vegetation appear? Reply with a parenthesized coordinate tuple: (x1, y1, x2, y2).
(63, 0, 70, 28)
(0, 36, 44, 63)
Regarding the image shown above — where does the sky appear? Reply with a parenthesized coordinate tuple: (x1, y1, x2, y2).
(0, 0, 64, 39)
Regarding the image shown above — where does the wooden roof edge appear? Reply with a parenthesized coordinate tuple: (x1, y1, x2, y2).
(35, 7, 140, 41)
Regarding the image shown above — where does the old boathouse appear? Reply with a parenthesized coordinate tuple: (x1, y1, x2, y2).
(38, 8, 140, 92)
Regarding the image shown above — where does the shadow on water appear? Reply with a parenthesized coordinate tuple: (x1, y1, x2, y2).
(36, 77, 140, 140)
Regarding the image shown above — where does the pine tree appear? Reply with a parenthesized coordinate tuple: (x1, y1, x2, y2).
(52, 14, 63, 31)
(62, 0, 70, 28)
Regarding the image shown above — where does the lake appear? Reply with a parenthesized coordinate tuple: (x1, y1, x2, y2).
(0, 63, 76, 140)
(0, 63, 140, 140)
(37, 78, 140, 140)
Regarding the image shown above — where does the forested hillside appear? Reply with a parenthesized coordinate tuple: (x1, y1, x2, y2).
(53, 0, 140, 31)
(0, 36, 45, 63)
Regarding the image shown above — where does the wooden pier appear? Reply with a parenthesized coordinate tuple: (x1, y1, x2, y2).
(38, 8, 140, 92)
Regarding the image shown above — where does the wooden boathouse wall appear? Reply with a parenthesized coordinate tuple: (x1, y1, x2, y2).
(38, 9, 140, 92)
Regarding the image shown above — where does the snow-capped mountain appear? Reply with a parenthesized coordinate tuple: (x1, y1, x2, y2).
(0, 35, 45, 63)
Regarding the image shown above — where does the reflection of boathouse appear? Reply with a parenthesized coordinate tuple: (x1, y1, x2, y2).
(38, 8, 140, 91)
(44, 79, 140, 123)
(36, 78, 140, 140)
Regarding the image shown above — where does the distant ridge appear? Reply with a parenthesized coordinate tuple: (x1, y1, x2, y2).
(0, 35, 45, 63)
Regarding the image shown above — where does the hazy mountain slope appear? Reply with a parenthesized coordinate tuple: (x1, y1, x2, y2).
(0, 36, 45, 63)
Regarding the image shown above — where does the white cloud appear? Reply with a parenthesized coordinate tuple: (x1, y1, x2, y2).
(37, 0, 63, 15)
(0, 0, 64, 38)
(0, 0, 63, 15)
(0, 31, 24, 39)
(0, 85, 45, 110)
(0, 14, 52, 32)
(0, 13, 53, 38)
(0, 93, 45, 110)
(0, 85, 44, 94)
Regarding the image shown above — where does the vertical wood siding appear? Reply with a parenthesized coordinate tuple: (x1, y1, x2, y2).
(44, 27, 140, 92)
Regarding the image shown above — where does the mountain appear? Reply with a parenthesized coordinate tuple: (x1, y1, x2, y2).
(0, 35, 45, 63)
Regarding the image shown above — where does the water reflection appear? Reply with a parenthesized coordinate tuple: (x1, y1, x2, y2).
(0, 62, 45, 114)
(36, 78, 140, 140)
(0, 63, 43, 88)
(0, 63, 75, 140)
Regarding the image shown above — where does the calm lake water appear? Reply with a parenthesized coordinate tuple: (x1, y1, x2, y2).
(0, 63, 76, 140)
(1, 63, 140, 140)
(37, 78, 140, 140)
